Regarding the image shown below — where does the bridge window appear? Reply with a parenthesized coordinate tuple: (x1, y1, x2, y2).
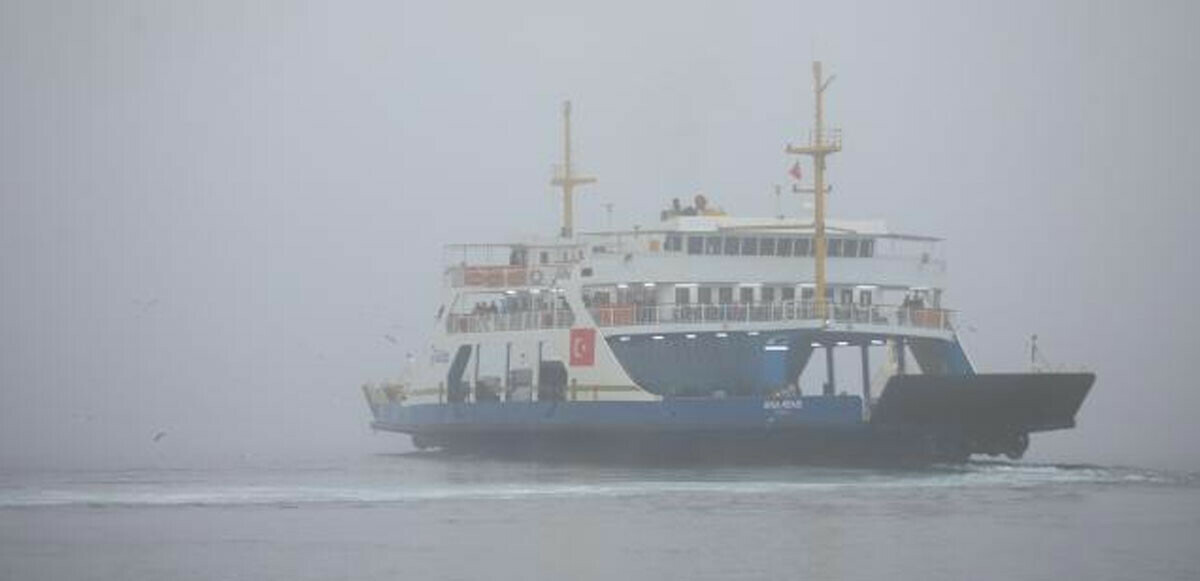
(840, 288, 854, 304)
(705, 236, 722, 255)
(741, 237, 758, 256)
(760, 238, 775, 256)
(675, 287, 691, 304)
(782, 287, 795, 301)
(687, 236, 704, 255)
(801, 287, 815, 301)
(698, 287, 713, 304)
(828, 238, 843, 257)
(724, 237, 741, 255)
(718, 287, 733, 304)
(739, 287, 755, 303)
(860, 239, 875, 257)
(777, 238, 793, 257)
(761, 287, 776, 302)
(796, 237, 810, 256)
(859, 290, 872, 306)
(665, 234, 682, 252)
(844, 239, 859, 258)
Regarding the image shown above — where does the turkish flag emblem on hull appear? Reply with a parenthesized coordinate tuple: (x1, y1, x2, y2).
(569, 328, 596, 366)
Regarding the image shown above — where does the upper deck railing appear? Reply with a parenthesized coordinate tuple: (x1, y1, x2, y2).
(448, 264, 577, 288)
(446, 309, 576, 334)
(450, 265, 531, 288)
(588, 301, 953, 332)
(445, 300, 953, 335)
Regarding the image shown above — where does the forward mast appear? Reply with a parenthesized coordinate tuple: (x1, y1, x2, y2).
(786, 61, 842, 318)
(551, 100, 596, 238)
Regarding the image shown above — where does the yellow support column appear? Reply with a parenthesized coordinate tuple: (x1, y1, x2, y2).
(786, 62, 841, 319)
(551, 101, 596, 238)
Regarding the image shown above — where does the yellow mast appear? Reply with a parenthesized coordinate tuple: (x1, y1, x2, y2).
(552, 100, 596, 238)
(786, 62, 841, 318)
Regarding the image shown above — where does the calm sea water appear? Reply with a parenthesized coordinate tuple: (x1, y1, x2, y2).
(1, 455, 1197, 581)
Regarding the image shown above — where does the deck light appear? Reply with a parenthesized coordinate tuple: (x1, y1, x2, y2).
(619, 336, 631, 342)
(643, 282, 656, 288)
(675, 283, 698, 288)
(651, 335, 665, 340)
(715, 332, 729, 338)
(811, 342, 823, 348)
(747, 331, 760, 336)
(870, 339, 886, 346)
(836, 341, 850, 346)
(764, 345, 790, 351)
(685, 334, 697, 339)
(617, 283, 629, 289)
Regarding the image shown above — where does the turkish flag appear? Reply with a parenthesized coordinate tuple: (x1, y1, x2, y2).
(569, 327, 596, 366)
(789, 160, 803, 181)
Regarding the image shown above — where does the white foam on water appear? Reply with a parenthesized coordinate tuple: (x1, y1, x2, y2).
(0, 463, 1185, 509)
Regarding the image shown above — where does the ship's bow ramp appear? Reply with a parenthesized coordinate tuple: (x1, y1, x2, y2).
(871, 373, 1094, 455)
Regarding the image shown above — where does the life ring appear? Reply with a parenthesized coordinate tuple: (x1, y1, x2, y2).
(530, 270, 544, 285)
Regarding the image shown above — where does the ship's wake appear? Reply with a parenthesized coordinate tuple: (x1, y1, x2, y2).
(0, 461, 1191, 509)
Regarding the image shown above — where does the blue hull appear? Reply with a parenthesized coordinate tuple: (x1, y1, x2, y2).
(368, 373, 1094, 464)
(373, 395, 864, 433)
(369, 396, 965, 463)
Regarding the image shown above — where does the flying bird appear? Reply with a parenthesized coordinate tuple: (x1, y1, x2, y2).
(152, 431, 167, 443)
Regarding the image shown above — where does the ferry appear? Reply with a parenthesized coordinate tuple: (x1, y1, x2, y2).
(362, 63, 1093, 463)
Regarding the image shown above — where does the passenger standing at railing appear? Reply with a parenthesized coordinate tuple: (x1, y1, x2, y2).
(911, 295, 927, 327)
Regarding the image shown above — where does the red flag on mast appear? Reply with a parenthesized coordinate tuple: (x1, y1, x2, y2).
(788, 161, 803, 181)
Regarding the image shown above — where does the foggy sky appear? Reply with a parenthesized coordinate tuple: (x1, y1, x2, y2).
(2, 0, 1197, 471)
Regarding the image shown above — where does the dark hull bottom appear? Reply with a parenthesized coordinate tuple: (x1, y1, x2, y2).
(383, 426, 987, 466)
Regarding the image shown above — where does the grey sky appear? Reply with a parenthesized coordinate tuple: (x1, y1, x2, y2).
(1, 0, 1197, 471)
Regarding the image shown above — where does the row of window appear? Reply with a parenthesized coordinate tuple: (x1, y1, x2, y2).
(589, 286, 872, 307)
(663, 234, 875, 258)
(674, 286, 871, 306)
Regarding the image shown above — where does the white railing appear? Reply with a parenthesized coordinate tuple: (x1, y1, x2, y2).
(793, 128, 842, 149)
(587, 301, 953, 331)
(446, 310, 576, 334)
